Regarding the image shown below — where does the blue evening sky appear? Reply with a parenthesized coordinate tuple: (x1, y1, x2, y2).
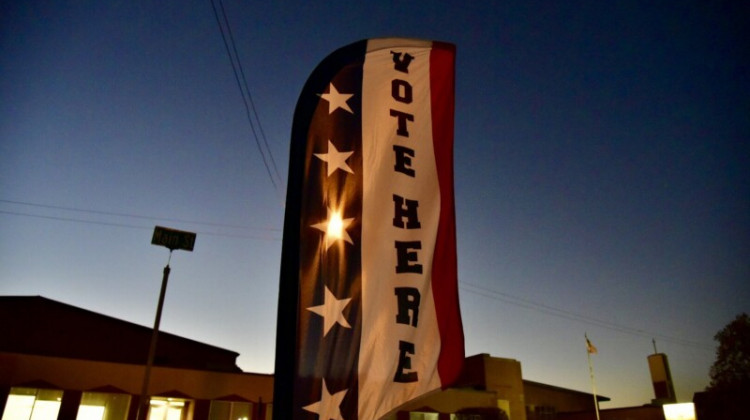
(1, 0, 747, 408)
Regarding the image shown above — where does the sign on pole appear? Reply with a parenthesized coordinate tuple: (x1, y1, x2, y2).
(151, 226, 196, 252)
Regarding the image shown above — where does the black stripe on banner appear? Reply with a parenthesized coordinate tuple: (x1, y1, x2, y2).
(274, 39, 367, 420)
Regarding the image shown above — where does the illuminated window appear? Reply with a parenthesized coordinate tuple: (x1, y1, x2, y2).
(410, 413, 439, 420)
(663, 403, 696, 420)
(264, 404, 271, 420)
(208, 401, 253, 420)
(76, 392, 131, 420)
(148, 399, 187, 420)
(77, 406, 105, 420)
(2, 388, 63, 420)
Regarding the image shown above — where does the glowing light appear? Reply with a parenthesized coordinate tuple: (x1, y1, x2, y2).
(663, 403, 695, 420)
(327, 210, 344, 239)
(76, 405, 105, 420)
(311, 206, 354, 249)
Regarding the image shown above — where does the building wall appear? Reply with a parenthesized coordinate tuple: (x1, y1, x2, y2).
(524, 381, 601, 414)
(2, 350, 618, 420)
(480, 355, 527, 420)
(390, 388, 499, 418)
(647, 354, 676, 404)
(1, 352, 273, 420)
(453, 354, 526, 420)
(558, 406, 665, 420)
(1, 297, 616, 420)
(1, 352, 272, 401)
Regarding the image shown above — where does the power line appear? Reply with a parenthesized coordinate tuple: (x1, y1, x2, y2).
(0, 210, 281, 241)
(3, 198, 709, 348)
(459, 281, 713, 351)
(0, 199, 280, 232)
(208, 0, 283, 194)
(215, 0, 281, 184)
(0, 210, 151, 231)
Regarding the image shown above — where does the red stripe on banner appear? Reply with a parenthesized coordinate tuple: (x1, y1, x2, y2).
(430, 42, 465, 387)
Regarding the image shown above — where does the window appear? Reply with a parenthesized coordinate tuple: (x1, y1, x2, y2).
(451, 414, 491, 420)
(410, 413, 439, 420)
(532, 405, 555, 420)
(76, 392, 131, 420)
(497, 400, 511, 420)
(2, 388, 63, 420)
(264, 403, 271, 420)
(208, 401, 253, 420)
(148, 398, 188, 420)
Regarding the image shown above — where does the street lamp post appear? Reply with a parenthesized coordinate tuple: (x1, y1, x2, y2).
(136, 226, 197, 420)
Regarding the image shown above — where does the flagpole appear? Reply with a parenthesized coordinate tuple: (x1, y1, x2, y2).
(586, 334, 601, 420)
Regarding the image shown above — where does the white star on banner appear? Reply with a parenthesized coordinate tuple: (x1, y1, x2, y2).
(311, 208, 354, 250)
(314, 140, 354, 176)
(307, 286, 352, 336)
(303, 380, 347, 420)
(318, 83, 354, 114)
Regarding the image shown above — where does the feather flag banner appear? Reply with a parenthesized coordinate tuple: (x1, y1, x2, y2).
(273, 38, 465, 420)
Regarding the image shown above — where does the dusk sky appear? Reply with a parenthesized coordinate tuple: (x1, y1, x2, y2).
(2, 0, 748, 409)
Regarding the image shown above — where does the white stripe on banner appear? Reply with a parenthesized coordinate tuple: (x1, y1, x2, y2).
(359, 39, 442, 419)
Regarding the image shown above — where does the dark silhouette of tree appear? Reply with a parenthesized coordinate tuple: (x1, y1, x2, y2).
(695, 313, 750, 420)
(707, 312, 750, 392)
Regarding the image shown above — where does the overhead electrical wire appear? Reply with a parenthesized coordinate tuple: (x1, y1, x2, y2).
(208, 0, 283, 193)
(1, 200, 710, 350)
(215, 0, 281, 184)
(0, 210, 151, 231)
(0, 210, 280, 241)
(0, 199, 280, 241)
(459, 281, 714, 351)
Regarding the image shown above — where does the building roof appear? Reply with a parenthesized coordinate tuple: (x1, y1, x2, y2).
(0, 295, 241, 372)
(524, 379, 611, 402)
